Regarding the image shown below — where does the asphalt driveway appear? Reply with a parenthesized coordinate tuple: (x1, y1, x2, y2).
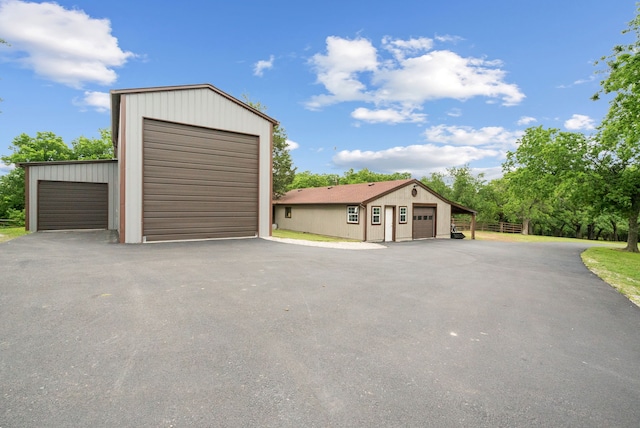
(1, 231, 639, 427)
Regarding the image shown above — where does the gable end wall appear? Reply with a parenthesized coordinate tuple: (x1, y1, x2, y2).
(120, 88, 272, 243)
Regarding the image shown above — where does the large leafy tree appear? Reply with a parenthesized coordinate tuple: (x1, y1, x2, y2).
(271, 123, 296, 199)
(289, 170, 338, 189)
(420, 172, 451, 199)
(243, 97, 296, 199)
(288, 168, 411, 190)
(592, 6, 640, 252)
(503, 127, 590, 236)
(71, 128, 114, 160)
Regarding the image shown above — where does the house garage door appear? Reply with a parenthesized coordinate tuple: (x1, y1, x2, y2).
(143, 119, 259, 242)
(413, 206, 435, 239)
(38, 181, 108, 230)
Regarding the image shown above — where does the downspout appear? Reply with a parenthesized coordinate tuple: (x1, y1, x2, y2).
(361, 204, 367, 241)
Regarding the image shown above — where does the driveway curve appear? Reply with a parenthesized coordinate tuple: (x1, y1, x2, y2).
(1, 231, 639, 427)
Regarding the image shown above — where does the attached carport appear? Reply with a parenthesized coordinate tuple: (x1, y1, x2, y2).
(451, 201, 477, 239)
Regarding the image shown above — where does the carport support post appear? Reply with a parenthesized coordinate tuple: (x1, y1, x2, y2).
(471, 213, 476, 240)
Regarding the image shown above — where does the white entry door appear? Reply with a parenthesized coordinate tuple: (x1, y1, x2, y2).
(384, 206, 394, 241)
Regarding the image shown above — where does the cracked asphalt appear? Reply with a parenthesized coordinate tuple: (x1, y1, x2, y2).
(1, 231, 639, 427)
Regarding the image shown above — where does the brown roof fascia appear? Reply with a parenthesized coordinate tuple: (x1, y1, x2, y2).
(412, 179, 477, 214)
(361, 179, 417, 205)
(273, 201, 362, 206)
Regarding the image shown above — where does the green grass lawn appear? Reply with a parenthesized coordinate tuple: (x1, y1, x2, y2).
(0, 226, 29, 243)
(582, 247, 640, 306)
(474, 230, 625, 245)
(272, 229, 360, 242)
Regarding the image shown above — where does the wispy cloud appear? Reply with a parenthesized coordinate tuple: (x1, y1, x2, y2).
(0, 163, 15, 176)
(72, 91, 110, 112)
(333, 143, 499, 177)
(331, 123, 523, 177)
(253, 55, 275, 77)
(517, 116, 537, 126)
(564, 114, 595, 131)
(350, 107, 427, 124)
(424, 124, 523, 151)
(286, 139, 299, 150)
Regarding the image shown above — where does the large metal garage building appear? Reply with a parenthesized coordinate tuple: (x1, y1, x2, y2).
(21, 84, 277, 244)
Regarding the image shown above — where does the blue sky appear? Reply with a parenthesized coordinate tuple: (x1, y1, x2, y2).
(0, 0, 636, 179)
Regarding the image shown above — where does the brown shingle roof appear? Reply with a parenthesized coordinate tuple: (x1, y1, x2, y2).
(274, 179, 415, 205)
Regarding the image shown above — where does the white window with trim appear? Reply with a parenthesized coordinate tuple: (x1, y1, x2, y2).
(399, 206, 408, 224)
(371, 206, 381, 225)
(347, 206, 359, 223)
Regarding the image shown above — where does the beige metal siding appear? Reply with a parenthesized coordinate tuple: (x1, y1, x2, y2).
(38, 181, 108, 230)
(121, 88, 272, 243)
(143, 119, 258, 241)
(274, 205, 364, 240)
(25, 161, 118, 231)
(365, 184, 451, 241)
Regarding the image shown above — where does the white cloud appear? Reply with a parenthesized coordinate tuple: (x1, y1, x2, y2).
(517, 116, 537, 126)
(306, 36, 378, 109)
(564, 114, 595, 131)
(332, 143, 499, 177)
(0, 0, 134, 88)
(0, 163, 15, 175)
(424, 124, 523, 149)
(374, 50, 524, 106)
(351, 107, 427, 124)
(73, 90, 110, 112)
(306, 36, 524, 113)
(286, 139, 299, 150)
(381, 36, 433, 61)
(253, 55, 274, 77)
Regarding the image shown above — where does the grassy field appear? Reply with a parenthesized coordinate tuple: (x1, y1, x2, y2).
(272, 229, 360, 242)
(582, 247, 640, 306)
(0, 226, 29, 243)
(474, 230, 625, 245)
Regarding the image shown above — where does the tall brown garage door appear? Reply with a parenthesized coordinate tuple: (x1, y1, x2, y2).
(38, 181, 108, 230)
(143, 119, 259, 242)
(413, 206, 435, 239)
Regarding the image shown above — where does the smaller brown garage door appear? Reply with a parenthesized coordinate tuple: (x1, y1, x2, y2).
(38, 181, 108, 231)
(413, 206, 435, 239)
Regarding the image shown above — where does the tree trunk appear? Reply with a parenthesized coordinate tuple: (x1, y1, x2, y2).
(575, 224, 582, 239)
(610, 219, 618, 242)
(522, 218, 530, 235)
(624, 196, 639, 252)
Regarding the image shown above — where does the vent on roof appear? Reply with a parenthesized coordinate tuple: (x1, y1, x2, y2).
(368, 183, 375, 186)
(327, 186, 333, 189)
(297, 189, 303, 192)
